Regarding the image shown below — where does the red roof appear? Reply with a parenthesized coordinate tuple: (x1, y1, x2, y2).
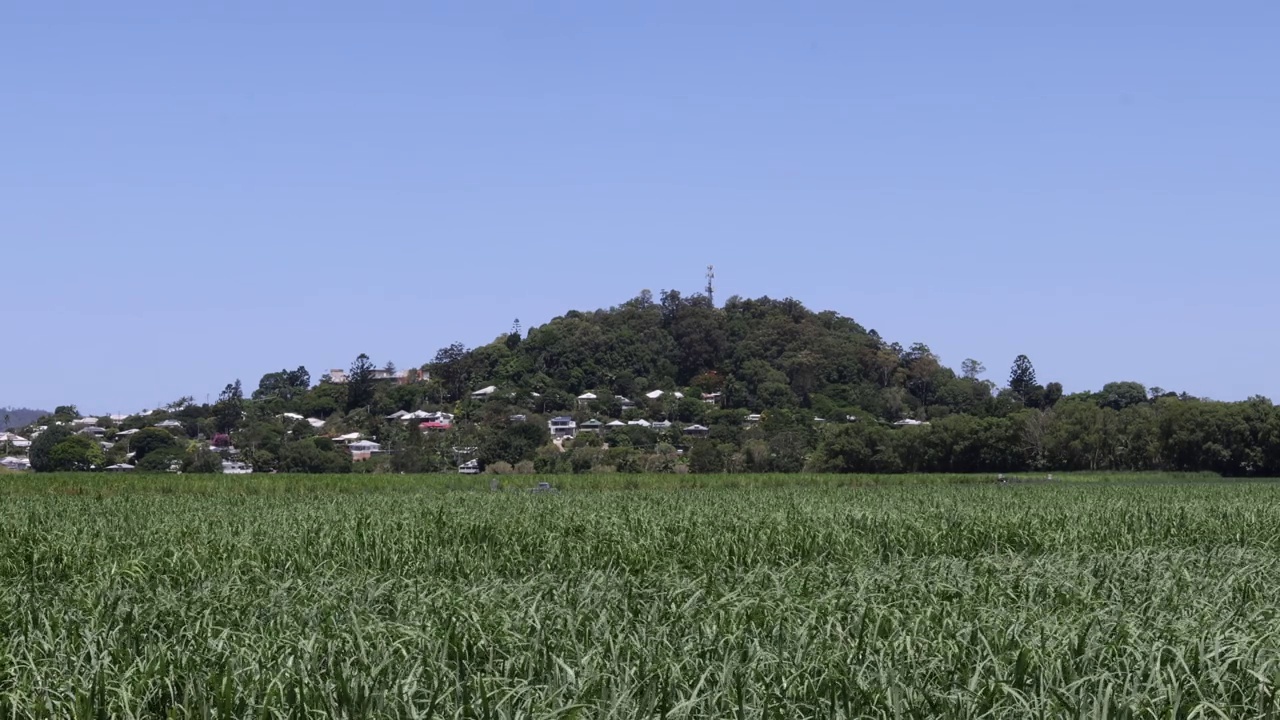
(420, 421, 451, 430)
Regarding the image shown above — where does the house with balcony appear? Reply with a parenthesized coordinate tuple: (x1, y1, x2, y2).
(548, 416, 577, 439)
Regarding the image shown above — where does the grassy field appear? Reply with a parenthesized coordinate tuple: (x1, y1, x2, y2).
(0, 473, 1277, 717)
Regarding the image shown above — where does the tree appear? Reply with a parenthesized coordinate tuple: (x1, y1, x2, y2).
(46, 435, 104, 471)
(430, 342, 471, 402)
(1009, 355, 1037, 398)
(213, 380, 244, 433)
(960, 359, 986, 380)
(687, 440, 725, 473)
(253, 367, 311, 402)
(129, 427, 182, 463)
(183, 447, 224, 473)
(29, 425, 74, 472)
(346, 354, 376, 411)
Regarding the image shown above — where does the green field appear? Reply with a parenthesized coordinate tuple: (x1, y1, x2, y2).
(1, 473, 1278, 717)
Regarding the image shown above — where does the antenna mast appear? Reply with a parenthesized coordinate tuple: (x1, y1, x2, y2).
(705, 265, 715, 306)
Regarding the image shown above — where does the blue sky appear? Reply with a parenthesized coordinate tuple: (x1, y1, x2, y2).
(3, 2, 1278, 413)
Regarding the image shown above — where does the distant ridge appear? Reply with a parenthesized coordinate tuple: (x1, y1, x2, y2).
(1, 407, 49, 430)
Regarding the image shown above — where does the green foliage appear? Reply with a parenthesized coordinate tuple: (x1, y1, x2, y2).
(346, 354, 376, 412)
(28, 425, 74, 472)
(183, 447, 224, 474)
(44, 434, 104, 471)
(0, 476, 1274, 716)
(276, 439, 352, 474)
(128, 428, 182, 464)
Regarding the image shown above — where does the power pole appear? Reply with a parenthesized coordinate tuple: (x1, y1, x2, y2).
(705, 265, 715, 307)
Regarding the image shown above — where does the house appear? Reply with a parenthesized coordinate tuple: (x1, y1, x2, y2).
(576, 392, 597, 409)
(419, 421, 451, 432)
(683, 424, 710, 437)
(325, 369, 348, 383)
(105, 463, 135, 472)
(471, 385, 498, 401)
(509, 414, 527, 423)
(548, 416, 577, 439)
(77, 426, 107, 438)
(306, 418, 326, 429)
(221, 461, 253, 474)
(385, 410, 410, 420)
(458, 459, 481, 474)
(744, 413, 762, 424)
(115, 428, 140, 437)
(893, 419, 930, 427)
(108, 414, 129, 423)
(0, 432, 28, 445)
(579, 419, 604, 434)
(0, 457, 30, 471)
(701, 392, 722, 405)
(605, 420, 627, 428)
(155, 419, 183, 429)
(627, 419, 652, 428)
(616, 395, 636, 410)
(280, 412, 305, 421)
(650, 420, 673, 431)
(645, 390, 666, 400)
(348, 439, 382, 461)
(332, 432, 362, 443)
(72, 417, 100, 427)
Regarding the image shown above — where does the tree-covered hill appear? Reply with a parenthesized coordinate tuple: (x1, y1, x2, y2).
(1, 407, 48, 431)
(13, 289, 1280, 477)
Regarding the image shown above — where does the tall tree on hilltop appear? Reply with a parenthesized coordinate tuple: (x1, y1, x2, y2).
(346, 354, 376, 411)
(214, 380, 244, 433)
(431, 342, 471, 402)
(961, 359, 986, 380)
(1009, 355, 1037, 398)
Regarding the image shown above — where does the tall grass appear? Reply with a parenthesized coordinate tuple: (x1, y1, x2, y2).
(0, 475, 1275, 717)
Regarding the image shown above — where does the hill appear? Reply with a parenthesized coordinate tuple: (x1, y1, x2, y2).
(1, 407, 48, 431)
(18, 289, 1280, 477)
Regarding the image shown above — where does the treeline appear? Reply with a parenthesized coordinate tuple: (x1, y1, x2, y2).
(15, 290, 1279, 476)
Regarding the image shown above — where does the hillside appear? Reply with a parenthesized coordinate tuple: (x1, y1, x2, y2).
(16, 289, 1280, 477)
(1, 407, 48, 431)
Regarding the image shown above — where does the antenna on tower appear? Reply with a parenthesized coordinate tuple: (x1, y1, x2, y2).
(705, 265, 715, 307)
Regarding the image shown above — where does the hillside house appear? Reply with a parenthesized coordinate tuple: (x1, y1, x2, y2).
(579, 419, 604, 434)
(77, 426, 106, 438)
(650, 420, 673, 431)
(348, 440, 382, 461)
(155, 419, 183, 429)
(576, 392, 597, 409)
(548, 416, 577, 439)
(471, 385, 498, 401)
(72, 417, 100, 427)
(106, 463, 135, 472)
(683, 424, 710, 437)
(616, 395, 636, 410)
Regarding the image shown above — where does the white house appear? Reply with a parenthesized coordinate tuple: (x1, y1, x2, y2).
(683, 424, 710, 436)
(72, 417, 100, 427)
(616, 395, 636, 410)
(78, 426, 107, 438)
(106, 463, 135, 472)
(471, 385, 498, 401)
(0, 457, 30, 471)
(745, 413, 762, 424)
(627, 419, 652, 428)
(306, 418, 326, 429)
(701, 392, 722, 405)
(385, 410, 410, 420)
(458, 459, 481, 474)
(645, 389, 666, 400)
(108, 414, 129, 423)
(605, 420, 627, 428)
(576, 392, 597, 408)
(280, 412, 305, 421)
(650, 420, 673, 431)
(155, 419, 183, 429)
(221, 461, 253, 474)
(116, 428, 140, 437)
(548, 416, 577, 439)
(349, 440, 382, 453)
(893, 419, 930, 427)
(333, 432, 362, 443)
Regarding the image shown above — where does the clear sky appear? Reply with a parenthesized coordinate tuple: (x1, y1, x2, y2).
(4, 2, 1278, 414)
